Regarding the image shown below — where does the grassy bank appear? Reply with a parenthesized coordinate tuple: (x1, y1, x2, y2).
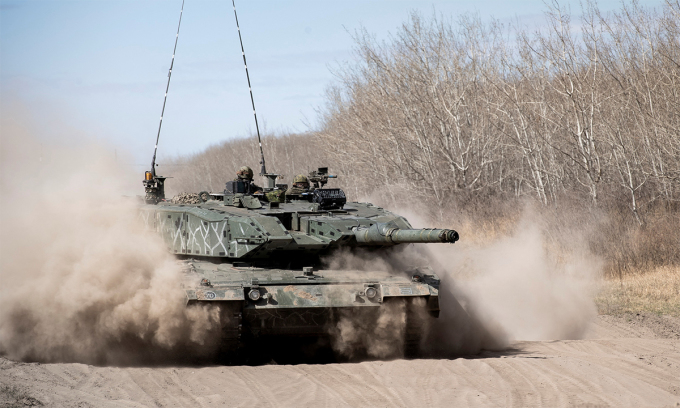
(596, 266, 680, 317)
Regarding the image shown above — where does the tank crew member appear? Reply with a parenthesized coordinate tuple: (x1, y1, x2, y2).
(235, 166, 263, 194)
(285, 174, 310, 196)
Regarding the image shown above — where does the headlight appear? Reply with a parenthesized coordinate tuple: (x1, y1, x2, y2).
(365, 287, 377, 299)
(248, 288, 261, 301)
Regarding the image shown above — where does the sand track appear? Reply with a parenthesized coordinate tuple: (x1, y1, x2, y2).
(1, 314, 679, 408)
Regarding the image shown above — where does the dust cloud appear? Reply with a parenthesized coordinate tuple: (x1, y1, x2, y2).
(320, 248, 416, 359)
(0, 110, 600, 365)
(330, 300, 407, 360)
(423, 215, 601, 357)
(322, 203, 601, 359)
(0, 116, 223, 365)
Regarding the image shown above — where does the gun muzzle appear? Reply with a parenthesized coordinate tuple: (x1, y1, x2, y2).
(354, 223, 459, 245)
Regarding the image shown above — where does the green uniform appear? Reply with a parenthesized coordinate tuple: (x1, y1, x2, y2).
(285, 186, 308, 196)
(265, 190, 285, 203)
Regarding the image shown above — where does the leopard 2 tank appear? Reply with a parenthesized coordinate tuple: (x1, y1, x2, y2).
(140, 167, 459, 360)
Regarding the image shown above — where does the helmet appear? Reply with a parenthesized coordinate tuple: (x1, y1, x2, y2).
(237, 166, 254, 180)
(293, 174, 308, 184)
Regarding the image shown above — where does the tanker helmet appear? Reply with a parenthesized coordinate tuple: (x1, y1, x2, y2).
(237, 166, 254, 180)
(293, 174, 308, 184)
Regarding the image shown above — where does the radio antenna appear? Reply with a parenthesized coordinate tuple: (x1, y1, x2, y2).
(151, 0, 185, 176)
(231, 0, 267, 175)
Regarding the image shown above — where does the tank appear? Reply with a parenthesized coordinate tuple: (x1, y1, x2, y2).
(140, 167, 459, 361)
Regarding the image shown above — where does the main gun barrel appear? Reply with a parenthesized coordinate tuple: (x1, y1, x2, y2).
(354, 223, 459, 245)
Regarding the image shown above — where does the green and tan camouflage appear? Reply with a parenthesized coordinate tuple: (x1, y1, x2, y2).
(141, 166, 459, 357)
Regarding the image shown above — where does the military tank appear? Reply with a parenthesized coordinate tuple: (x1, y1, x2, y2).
(140, 2, 459, 362)
(140, 166, 459, 360)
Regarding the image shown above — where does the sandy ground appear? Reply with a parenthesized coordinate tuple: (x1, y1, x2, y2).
(1, 313, 679, 408)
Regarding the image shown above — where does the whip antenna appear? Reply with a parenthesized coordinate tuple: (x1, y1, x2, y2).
(151, 0, 185, 176)
(231, 0, 267, 175)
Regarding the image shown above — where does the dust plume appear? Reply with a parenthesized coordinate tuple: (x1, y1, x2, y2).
(322, 202, 601, 359)
(0, 115, 223, 365)
(320, 247, 427, 359)
(329, 300, 407, 360)
(422, 214, 601, 357)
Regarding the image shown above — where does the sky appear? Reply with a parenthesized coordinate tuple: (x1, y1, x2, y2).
(0, 0, 666, 169)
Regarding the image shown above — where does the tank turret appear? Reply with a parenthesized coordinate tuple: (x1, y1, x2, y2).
(140, 168, 459, 261)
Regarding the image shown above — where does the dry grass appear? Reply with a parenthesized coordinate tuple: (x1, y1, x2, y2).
(596, 266, 680, 316)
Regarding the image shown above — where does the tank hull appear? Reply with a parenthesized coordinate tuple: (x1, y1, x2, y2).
(183, 260, 439, 338)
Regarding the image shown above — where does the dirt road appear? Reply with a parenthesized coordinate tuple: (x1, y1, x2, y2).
(1, 314, 678, 408)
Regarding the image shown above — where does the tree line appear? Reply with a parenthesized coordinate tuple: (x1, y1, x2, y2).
(317, 0, 679, 225)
